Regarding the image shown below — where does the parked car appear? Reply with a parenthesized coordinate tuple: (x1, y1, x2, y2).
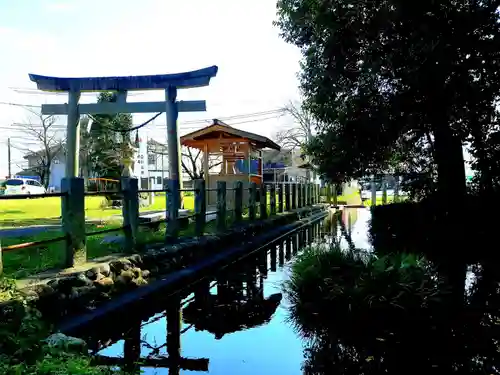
(4, 178, 46, 196)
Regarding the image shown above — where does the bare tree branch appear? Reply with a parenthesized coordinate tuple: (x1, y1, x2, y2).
(12, 109, 63, 187)
(181, 146, 221, 180)
(274, 100, 320, 153)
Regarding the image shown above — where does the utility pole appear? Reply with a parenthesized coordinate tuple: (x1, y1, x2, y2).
(7, 137, 11, 178)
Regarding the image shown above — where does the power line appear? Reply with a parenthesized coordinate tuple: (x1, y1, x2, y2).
(0, 101, 41, 108)
(0, 108, 286, 140)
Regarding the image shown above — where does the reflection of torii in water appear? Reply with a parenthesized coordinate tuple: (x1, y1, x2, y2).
(183, 269, 282, 340)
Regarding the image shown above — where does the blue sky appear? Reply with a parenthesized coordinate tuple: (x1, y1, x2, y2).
(0, 0, 302, 176)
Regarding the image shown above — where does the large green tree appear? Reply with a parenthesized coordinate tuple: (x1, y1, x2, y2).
(275, 0, 500, 306)
(84, 92, 135, 180)
(275, 0, 500, 203)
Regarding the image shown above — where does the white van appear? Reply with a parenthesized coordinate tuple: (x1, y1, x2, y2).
(4, 178, 46, 196)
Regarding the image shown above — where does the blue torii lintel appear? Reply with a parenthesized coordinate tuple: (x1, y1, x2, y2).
(29, 65, 218, 92)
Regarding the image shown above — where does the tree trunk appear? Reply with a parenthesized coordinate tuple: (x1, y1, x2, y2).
(431, 120, 467, 309)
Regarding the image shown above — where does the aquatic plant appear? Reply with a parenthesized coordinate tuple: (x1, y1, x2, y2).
(285, 244, 500, 374)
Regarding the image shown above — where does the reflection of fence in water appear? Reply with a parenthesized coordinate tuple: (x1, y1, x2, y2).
(89, 224, 322, 373)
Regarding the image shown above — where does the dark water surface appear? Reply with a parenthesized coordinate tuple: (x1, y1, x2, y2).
(81, 211, 363, 375)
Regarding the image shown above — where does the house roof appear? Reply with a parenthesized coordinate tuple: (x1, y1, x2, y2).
(23, 145, 64, 159)
(180, 119, 281, 151)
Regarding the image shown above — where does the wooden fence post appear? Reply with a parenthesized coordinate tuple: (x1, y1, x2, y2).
(278, 184, 284, 213)
(291, 183, 297, 209)
(0, 241, 3, 276)
(61, 177, 86, 267)
(297, 183, 302, 208)
(260, 184, 268, 219)
(382, 175, 387, 205)
(249, 182, 257, 220)
(303, 183, 307, 207)
(284, 183, 290, 211)
(270, 184, 276, 216)
(333, 184, 338, 206)
(234, 180, 243, 223)
(394, 175, 400, 203)
(121, 177, 139, 252)
(166, 178, 179, 240)
(194, 179, 206, 236)
(217, 181, 227, 231)
(371, 175, 377, 207)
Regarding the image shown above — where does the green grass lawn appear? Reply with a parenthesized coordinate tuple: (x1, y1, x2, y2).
(1, 222, 124, 278)
(0, 190, 314, 278)
(0, 194, 196, 228)
(0, 196, 120, 227)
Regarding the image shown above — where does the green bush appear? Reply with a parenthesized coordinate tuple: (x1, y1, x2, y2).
(285, 245, 444, 341)
(369, 197, 498, 263)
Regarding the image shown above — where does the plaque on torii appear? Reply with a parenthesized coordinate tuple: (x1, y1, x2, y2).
(29, 66, 218, 221)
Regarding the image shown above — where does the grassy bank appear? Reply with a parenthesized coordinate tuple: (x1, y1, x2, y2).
(285, 240, 499, 373)
(1, 203, 261, 278)
(0, 195, 196, 228)
(0, 278, 120, 374)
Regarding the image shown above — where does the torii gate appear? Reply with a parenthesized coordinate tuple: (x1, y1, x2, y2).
(29, 66, 218, 213)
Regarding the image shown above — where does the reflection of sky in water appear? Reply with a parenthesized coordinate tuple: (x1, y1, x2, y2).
(349, 208, 372, 250)
(98, 240, 306, 375)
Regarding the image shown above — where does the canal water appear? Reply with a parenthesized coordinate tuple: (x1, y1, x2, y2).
(81, 208, 368, 374)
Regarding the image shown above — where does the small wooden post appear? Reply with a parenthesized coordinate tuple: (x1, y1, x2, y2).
(217, 181, 227, 231)
(61, 177, 86, 267)
(270, 184, 276, 216)
(297, 183, 302, 208)
(278, 184, 284, 213)
(333, 184, 338, 206)
(316, 184, 320, 204)
(166, 178, 179, 240)
(0, 240, 3, 276)
(260, 184, 268, 219)
(249, 182, 257, 220)
(121, 177, 139, 252)
(394, 175, 400, 203)
(302, 184, 307, 207)
(234, 180, 243, 223)
(194, 179, 206, 236)
(371, 175, 377, 207)
(291, 183, 297, 209)
(382, 175, 387, 205)
(284, 183, 290, 211)
(326, 184, 332, 204)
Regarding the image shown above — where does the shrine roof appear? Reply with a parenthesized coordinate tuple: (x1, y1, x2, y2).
(180, 119, 281, 151)
(29, 66, 218, 92)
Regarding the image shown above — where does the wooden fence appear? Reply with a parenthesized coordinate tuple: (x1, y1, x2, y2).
(0, 177, 335, 274)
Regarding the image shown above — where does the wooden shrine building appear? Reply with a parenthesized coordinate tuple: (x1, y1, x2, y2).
(180, 119, 281, 208)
